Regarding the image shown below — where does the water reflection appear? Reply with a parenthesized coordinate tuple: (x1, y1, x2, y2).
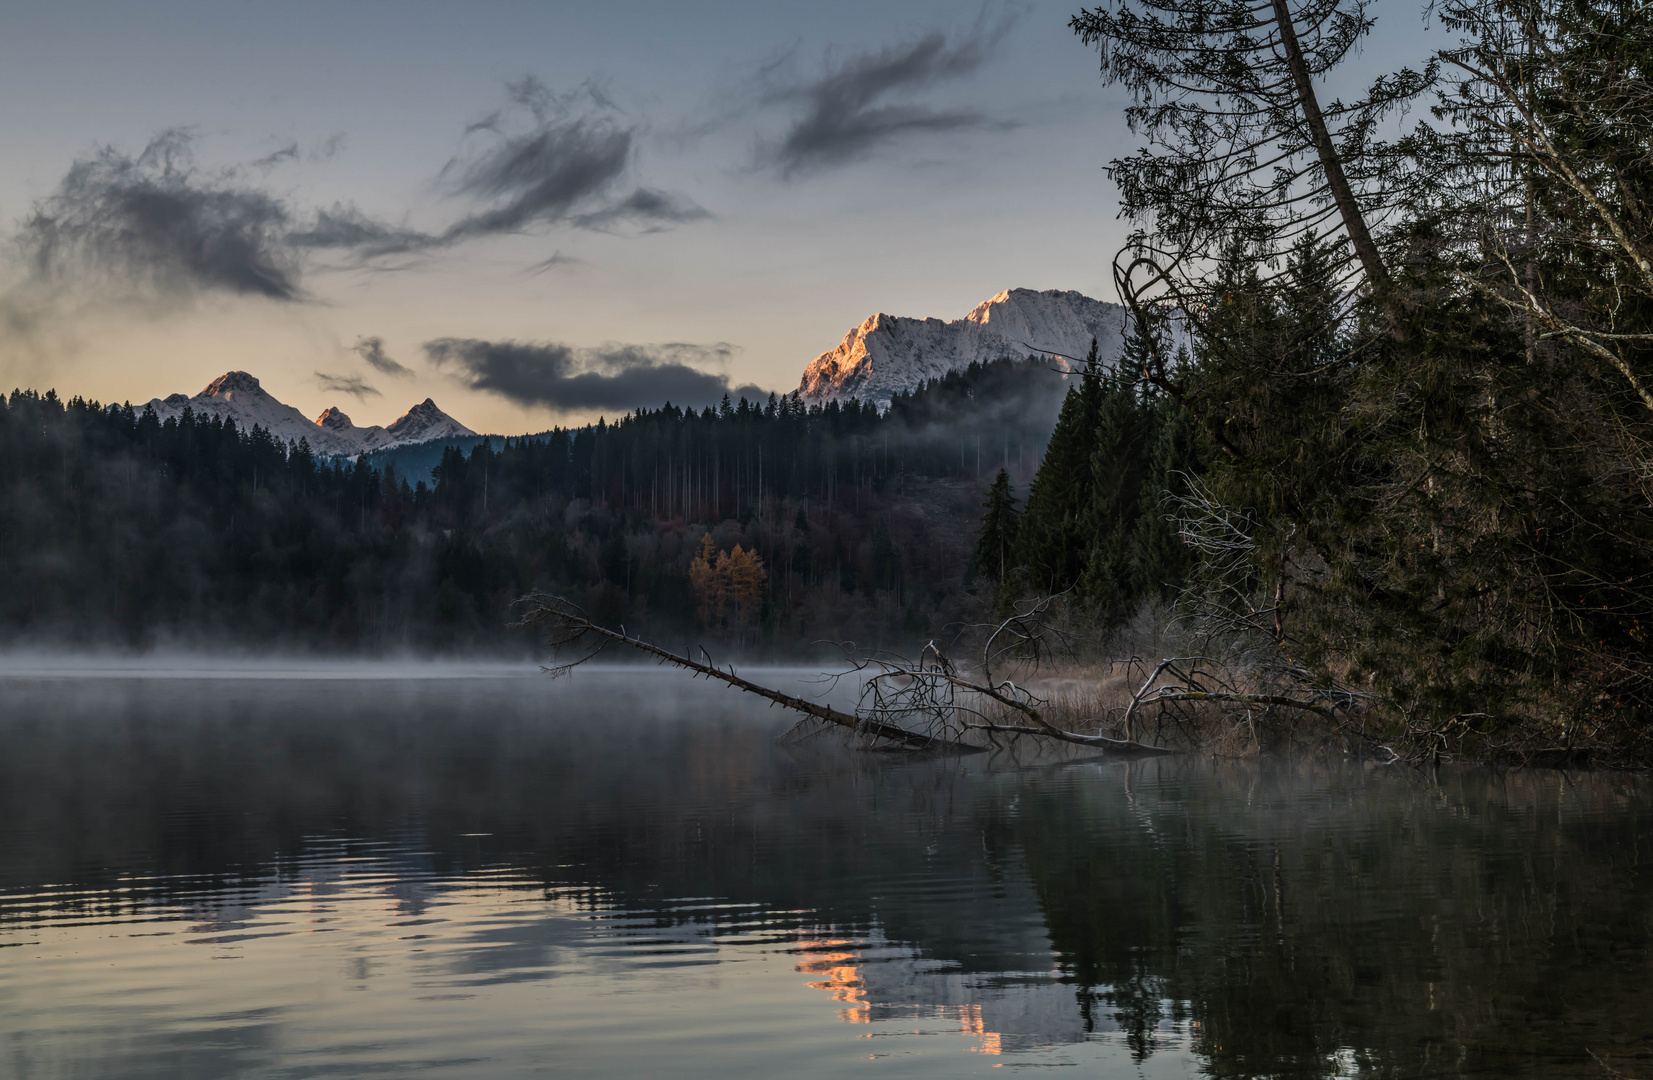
(0, 669, 1648, 1078)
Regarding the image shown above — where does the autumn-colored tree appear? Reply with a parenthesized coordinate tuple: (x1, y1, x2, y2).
(688, 533, 721, 625)
(723, 544, 767, 629)
(689, 534, 768, 640)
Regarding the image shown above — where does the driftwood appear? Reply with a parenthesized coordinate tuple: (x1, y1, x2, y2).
(511, 592, 1175, 756)
(512, 593, 981, 752)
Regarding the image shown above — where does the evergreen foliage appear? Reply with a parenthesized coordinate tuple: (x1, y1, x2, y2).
(1128, 392, 1200, 604)
(1070, 0, 1653, 755)
(967, 469, 1020, 585)
(1078, 315, 1162, 625)
(1000, 316, 1205, 628)
(1014, 341, 1106, 593)
(0, 356, 1057, 653)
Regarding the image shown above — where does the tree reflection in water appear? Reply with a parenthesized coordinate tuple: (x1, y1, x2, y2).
(0, 670, 1648, 1078)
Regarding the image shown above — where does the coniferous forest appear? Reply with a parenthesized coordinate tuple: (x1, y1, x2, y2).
(1029, 0, 1653, 760)
(0, 358, 1067, 654)
(4, 0, 1653, 760)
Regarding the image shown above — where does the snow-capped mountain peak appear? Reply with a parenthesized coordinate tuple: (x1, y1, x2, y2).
(202, 370, 266, 399)
(145, 373, 476, 456)
(799, 287, 1127, 407)
(385, 398, 474, 444)
(316, 406, 356, 432)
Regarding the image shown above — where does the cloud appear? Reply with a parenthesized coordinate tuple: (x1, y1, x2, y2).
(9, 131, 418, 308)
(351, 336, 413, 377)
(251, 142, 299, 169)
(311, 133, 345, 162)
(438, 77, 708, 241)
(18, 128, 304, 302)
(6, 77, 703, 320)
(524, 250, 583, 276)
(757, 15, 1017, 177)
(569, 187, 712, 232)
(425, 337, 768, 413)
(315, 371, 381, 399)
(286, 204, 436, 258)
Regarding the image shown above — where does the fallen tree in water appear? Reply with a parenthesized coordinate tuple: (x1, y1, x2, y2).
(512, 592, 1179, 755)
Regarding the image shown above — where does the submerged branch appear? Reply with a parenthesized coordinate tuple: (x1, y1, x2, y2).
(511, 593, 1178, 756)
(511, 593, 981, 752)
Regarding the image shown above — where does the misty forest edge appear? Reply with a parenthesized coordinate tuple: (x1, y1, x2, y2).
(6, 0, 1653, 764)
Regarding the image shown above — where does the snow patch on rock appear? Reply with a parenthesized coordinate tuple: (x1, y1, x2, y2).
(146, 372, 476, 456)
(799, 288, 1128, 407)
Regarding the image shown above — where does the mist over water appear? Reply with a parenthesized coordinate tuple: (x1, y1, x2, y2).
(2, 667, 1651, 1078)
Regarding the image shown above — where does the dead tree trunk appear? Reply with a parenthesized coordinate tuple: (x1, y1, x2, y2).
(512, 593, 1178, 757)
(511, 593, 980, 752)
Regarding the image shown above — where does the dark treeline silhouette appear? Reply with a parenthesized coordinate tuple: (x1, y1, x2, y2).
(964, 331, 1202, 631)
(0, 357, 1066, 652)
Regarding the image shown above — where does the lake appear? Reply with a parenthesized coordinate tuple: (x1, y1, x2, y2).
(1, 665, 1650, 1078)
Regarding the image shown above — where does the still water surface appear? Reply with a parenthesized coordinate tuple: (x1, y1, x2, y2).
(1, 666, 1650, 1078)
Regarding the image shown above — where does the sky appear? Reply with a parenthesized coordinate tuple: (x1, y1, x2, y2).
(0, 0, 1436, 435)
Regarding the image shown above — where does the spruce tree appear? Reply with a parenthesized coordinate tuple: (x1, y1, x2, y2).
(1015, 339, 1104, 593)
(1128, 389, 1201, 602)
(968, 468, 1021, 585)
(1079, 308, 1169, 625)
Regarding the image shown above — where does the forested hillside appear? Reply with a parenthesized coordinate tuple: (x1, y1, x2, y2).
(0, 358, 1064, 653)
(6, 0, 1652, 762)
(1009, 0, 1653, 760)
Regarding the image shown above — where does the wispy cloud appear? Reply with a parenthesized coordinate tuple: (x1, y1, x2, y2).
(524, 250, 583, 276)
(438, 77, 709, 242)
(251, 142, 299, 170)
(351, 336, 413, 377)
(425, 337, 767, 413)
(311, 133, 345, 162)
(755, 13, 1017, 178)
(10, 130, 419, 307)
(18, 128, 304, 302)
(315, 371, 381, 399)
(286, 204, 435, 257)
(5, 75, 705, 324)
(568, 187, 711, 233)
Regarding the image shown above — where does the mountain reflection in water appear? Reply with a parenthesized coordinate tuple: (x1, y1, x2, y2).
(0, 667, 1649, 1079)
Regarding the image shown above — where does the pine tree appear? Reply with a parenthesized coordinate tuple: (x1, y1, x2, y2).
(1079, 305, 1180, 623)
(1015, 339, 1105, 593)
(1079, 370, 1152, 625)
(968, 468, 1021, 584)
(1128, 389, 1201, 602)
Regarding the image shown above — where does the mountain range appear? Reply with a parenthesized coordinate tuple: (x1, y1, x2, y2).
(799, 288, 1128, 406)
(141, 287, 1119, 455)
(147, 372, 476, 457)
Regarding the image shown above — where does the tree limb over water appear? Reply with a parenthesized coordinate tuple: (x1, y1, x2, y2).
(511, 592, 1177, 756)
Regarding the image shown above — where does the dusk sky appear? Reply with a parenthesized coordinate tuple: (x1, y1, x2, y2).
(0, 0, 1429, 434)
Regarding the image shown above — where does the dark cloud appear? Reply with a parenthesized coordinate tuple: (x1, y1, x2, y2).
(524, 250, 583, 276)
(569, 187, 711, 232)
(311, 133, 345, 162)
(439, 77, 708, 241)
(315, 371, 381, 399)
(288, 204, 435, 258)
(18, 128, 304, 301)
(10, 77, 702, 312)
(351, 336, 413, 377)
(252, 142, 299, 169)
(444, 118, 631, 236)
(12, 131, 420, 305)
(759, 16, 1017, 177)
(425, 337, 767, 413)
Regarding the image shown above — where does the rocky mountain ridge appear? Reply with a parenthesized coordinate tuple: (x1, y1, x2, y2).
(147, 371, 475, 457)
(799, 288, 1128, 406)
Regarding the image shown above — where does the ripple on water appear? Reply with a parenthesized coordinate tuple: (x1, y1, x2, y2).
(0, 670, 1649, 1079)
